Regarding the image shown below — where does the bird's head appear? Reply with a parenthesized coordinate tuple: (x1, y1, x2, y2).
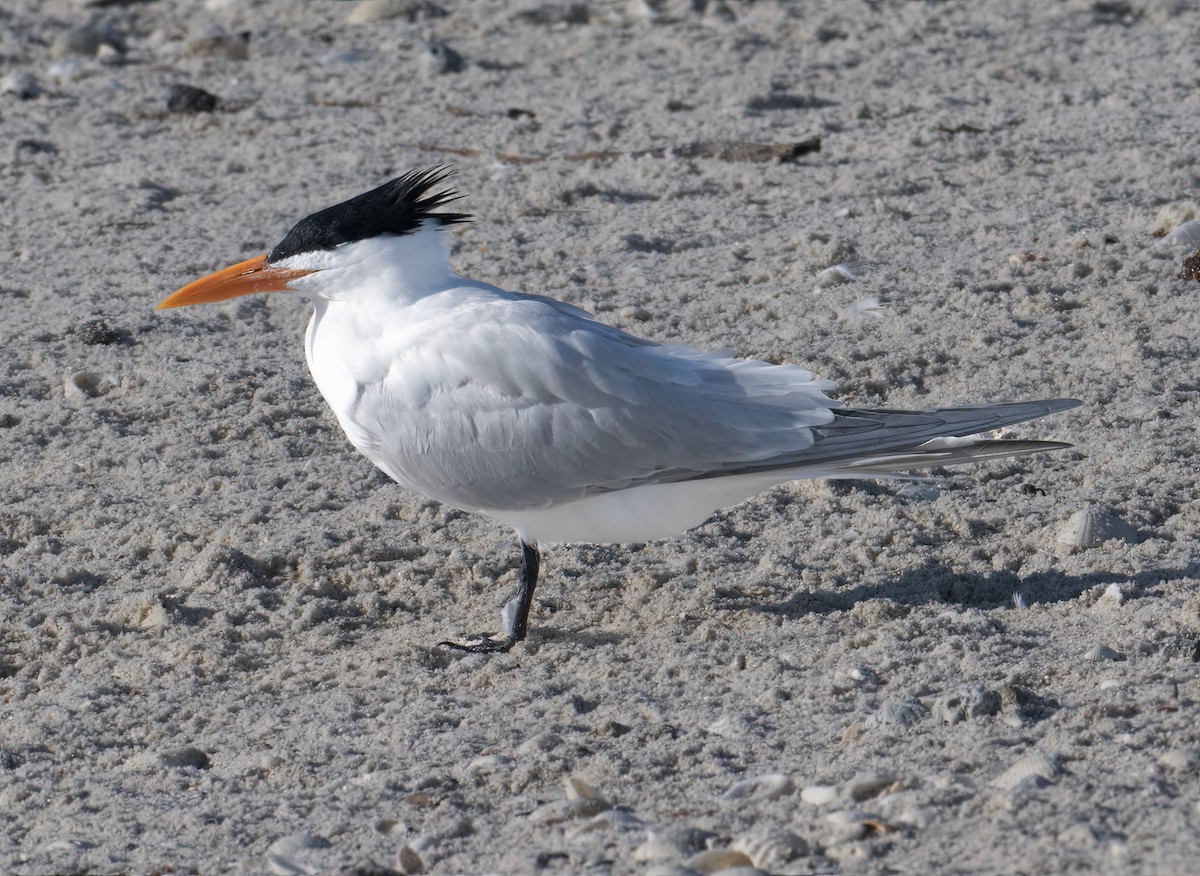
(157, 167, 470, 310)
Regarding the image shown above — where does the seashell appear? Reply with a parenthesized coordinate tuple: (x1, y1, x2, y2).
(874, 699, 927, 727)
(53, 24, 125, 59)
(1153, 219, 1200, 250)
(347, 0, 423, 24)
(1084, 644, 1125, 662)
(824, 840, 871, 863)
(801, 783, 840, 805)
(64, 370, 111, 400)
(930, 685, 1001, 725)
(1158, 749, 1199, 773)
(706, 714, 753, 739)
(841, 721, 865, 742)
(684, 848, 754, 873)
(991, 751, 1060, 790)
(564, 775, 609, 804)
(266, 834, 330, 876)
(841, 296, 883, 324)
(823, 809, 897, 844)
(847, 772, 901, 802)
(267, 855, 319, 876)
(732, 827, 810, 869)
(721, 772, 793, 800)
(460, 754, 513, 777)
(186, 25, 251, 61)
(847, 665, 879, 685)
(158, 746, 210, 770)
(374, 818, 403, 835)
(897, 482, 940, 501)
(814, 261, 862, 289)
(46, 58, 88, 84)
(1152, 202, 1198, 235)
(396, 844, 426, 875)
(529, 798, 606, 824)
(1055, 506, 1139, 548)
(2, 72, 43, 99)
(633, 827, 715, 862)
(569, 808, 642, 836)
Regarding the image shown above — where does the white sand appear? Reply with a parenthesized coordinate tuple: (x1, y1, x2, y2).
(2, 1, 1199, 873)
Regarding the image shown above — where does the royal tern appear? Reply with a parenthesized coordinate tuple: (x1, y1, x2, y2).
(159, 168, 1079, 652)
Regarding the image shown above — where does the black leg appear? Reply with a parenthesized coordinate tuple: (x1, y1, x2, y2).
(439, 539, 540, 653)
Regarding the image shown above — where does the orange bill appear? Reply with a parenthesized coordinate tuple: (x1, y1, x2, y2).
(157, 254, 315, 309)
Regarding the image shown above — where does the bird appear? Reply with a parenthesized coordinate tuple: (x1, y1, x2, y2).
(158, 167, 1080, 653)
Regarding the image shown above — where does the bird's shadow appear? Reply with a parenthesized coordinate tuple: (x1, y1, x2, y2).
(719, 560, 1200, 618)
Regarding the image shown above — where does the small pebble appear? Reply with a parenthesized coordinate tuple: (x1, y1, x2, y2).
(732, 827, 809, 869)
(159, 746, 211, 769)
(824, 839, 871, 862)
(514, 3, 592, 25)
(841, 296, 883, 324)
(930, 684, 1001, 724)
(529, 797, 607, 823)
(1056, 506, 1139, 547)
(684, 849, 754, 874)
(1084, 644, 1125, 662)
(847, 772, 900, 802)
(1100, 583, 1125, 606)
(720, 772, 792, 801)
(267, 855, 318, 876)
(564, 775, 609, 805)
(268, 834, 331, 858)
(74, 318, 121, 346)
(569, 808, 642, 835)
(800, 783, 839, 805)
(64, 371, 109, 400)
(46, 58, 89, 83)
(138, 604, 169, 629)
(420, 36, 465, 76)
(53, 24, 126, 59)
(348, 0, 448, 24)
(396, 844, 425, 875)
(874, 699, 926, 727)
(187, 25, 251, 60)
(896, 482, 939, 502)
(813, 261, 861, 289)
(633, 827, 715, 862)
(823, 809, 875, 844)
(167, 84, 219, 113)
(991, 751, 1060, 790)
(1159, 749, 1199, 773)
(2, 73, 44, 99)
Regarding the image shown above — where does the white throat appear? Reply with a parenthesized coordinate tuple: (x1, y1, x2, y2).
(284, 222, 458, 305)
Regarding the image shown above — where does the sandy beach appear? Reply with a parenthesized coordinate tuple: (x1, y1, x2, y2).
(2, 0, 1199, 873)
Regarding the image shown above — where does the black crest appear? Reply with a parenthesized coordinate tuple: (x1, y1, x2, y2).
(266, 167, 471, 264)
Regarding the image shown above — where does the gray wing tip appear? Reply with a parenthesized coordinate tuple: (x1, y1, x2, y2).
(963, 398, 1081, 414)
(1037, 398, 1083, 413)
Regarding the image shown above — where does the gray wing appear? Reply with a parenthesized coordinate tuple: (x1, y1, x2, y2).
(349, 289, 839, 511)
(671, 400, 1082, 481)
(351, 287, 1078, 511)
